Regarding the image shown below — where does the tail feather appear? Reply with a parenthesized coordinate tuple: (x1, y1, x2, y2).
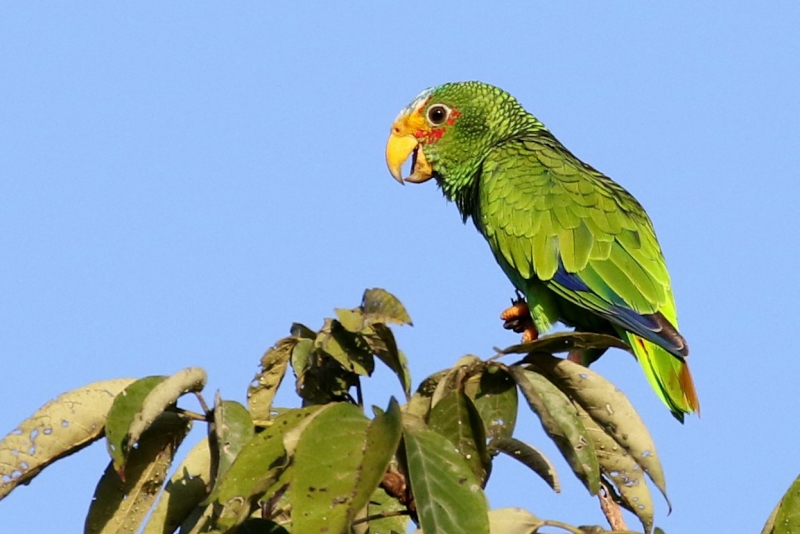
(622, 331, 700, 422)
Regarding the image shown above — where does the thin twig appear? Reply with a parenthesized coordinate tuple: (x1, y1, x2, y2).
(351, 509, 410, 526)
(194, 391, 212, 416)
(169, 407, 209, 422)
(261, 483, 289, 519)
(355, 377, 364, 408)
(598, 480, 628, 531)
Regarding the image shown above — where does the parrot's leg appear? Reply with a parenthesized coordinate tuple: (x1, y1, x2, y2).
(500, 293, 539, 342)
(567, 349, 583, 364)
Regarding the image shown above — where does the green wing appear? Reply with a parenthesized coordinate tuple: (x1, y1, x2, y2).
(476, 132, 699, 419)
(476, 132, 683, 356)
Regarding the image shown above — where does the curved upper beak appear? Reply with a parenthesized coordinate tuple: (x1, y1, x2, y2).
(385, 120, 434, 185)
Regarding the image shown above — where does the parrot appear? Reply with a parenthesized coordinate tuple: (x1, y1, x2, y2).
(385, 81, 699, 421)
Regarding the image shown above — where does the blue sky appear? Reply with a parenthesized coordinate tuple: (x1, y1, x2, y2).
(2, 3, 799, 532)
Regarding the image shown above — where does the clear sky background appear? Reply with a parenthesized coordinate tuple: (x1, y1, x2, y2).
(2, 3, 799, 533)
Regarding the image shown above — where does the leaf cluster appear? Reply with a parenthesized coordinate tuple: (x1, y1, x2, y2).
(0, 288, 716, 533)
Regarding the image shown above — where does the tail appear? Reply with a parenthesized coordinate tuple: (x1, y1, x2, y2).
(622, 331, 700, 423)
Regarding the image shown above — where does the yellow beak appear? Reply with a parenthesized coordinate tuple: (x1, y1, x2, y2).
(385, 119, 434, 185)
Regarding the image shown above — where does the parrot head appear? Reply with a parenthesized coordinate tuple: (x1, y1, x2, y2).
(385, 81, 537, 200)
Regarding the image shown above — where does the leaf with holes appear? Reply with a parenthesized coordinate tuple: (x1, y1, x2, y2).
(531, 354, 668, 504)
(402, 414, 489, 534)
(86, 413, 191, 534)
(467, 364, 518, 443)
(248, 338, 295, 422)
(578, 407, 655, 533)
(428, 390, 490, 485)
(509, 366, 599, 495)
(0, 378, 135, 502)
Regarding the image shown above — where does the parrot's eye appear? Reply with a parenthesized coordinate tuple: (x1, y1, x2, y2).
(426, 104, 451, 126)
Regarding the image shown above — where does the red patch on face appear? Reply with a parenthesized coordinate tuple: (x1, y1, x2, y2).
(416, 106, 460, 144)
(417, 127, 444, 144)
(446, 109, 462, 126)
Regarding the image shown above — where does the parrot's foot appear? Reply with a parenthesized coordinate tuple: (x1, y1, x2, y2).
(500, 296, 539, 342)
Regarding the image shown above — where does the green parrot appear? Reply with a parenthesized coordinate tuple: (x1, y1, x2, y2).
(385, 81, 699, 421)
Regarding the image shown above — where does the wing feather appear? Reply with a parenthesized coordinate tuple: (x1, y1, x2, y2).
(477, 135, 684, 355)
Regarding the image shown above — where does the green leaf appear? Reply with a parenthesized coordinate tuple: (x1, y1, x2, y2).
(531, 354, 668, 504)
(428, 390, 490, 485)
(0, 378, 134, 502)
(105, 376, 168, 474)
(290, 401, 400, 534)
(402, 415, 489, 534)
(352, 399, 404, 519)
(290, 338, 314, 379)
(128, 367, 208, 446)
(361, 288, 413, 326)
(85, 412, 191, 534)
(361, 487, 408, 534)
(509, 366, 600, 495)
(290, 322, 317, 339)
(126, 368, 207, 460)
(499, 331, 628, 356)
(430, 355, 483, 408)
(491, 437, 559, 493)
(315, 319, 375, 376)
(365, 323, 412, 399)
(212, 406, 326, 531)
(405, 369, 450, 420)
(292, 338, 356, 405)
(143, 437, 212, 534)
(248, 338, 294, 422)
(766, 474, 800, 534)
(212, 398, 255, 489)
(335, 307, 366, 332)
(579, 408, 654, 533)
(763, 502, 781, 534)
(468, 364, 518, 443)
(487, 507, 543, 534)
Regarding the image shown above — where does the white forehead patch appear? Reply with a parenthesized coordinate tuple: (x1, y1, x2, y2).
(394, 87, 434, 121)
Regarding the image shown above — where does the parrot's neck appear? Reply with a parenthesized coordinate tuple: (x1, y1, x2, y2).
(440, 116, 549, 223)
(439, 164, 481, 223)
